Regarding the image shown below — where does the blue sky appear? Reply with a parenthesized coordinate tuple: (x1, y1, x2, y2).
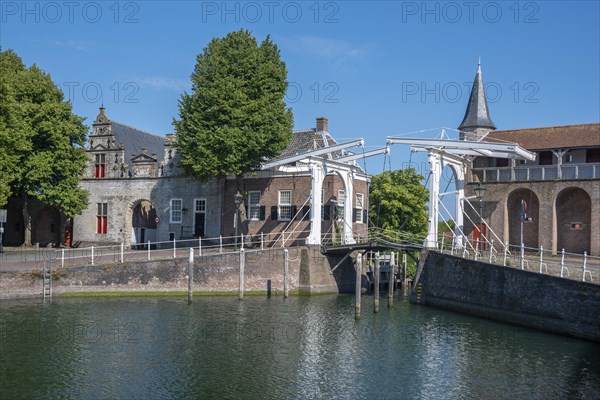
(2, 0, 599, 178)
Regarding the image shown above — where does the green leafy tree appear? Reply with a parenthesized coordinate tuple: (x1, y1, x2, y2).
(0, 49, 89, 243)
(173, 30, 293, 182)
(369, 168, 429, 238)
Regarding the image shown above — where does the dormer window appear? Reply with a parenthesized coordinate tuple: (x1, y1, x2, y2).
(95, 154, 106, 178)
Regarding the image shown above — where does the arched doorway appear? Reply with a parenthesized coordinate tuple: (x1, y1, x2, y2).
(555, 188, 591, 254)
(32, 206, 61, 247)
(131, 200, 158, 247)
(507, 189, 539, 250)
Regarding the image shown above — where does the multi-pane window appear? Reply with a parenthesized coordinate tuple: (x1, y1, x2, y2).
(248, 191, 261, 220)
(278, 190, 292, 221)
(96, 203, 107, 234)
(170, 199, 182, 223)
(355, 193, 364, 224)
(95, 154, 106, 178)
(195, 199, 206, 212)
(337, 190, 346, 219)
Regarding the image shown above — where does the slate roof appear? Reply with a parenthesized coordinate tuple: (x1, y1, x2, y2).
(111, 122, 166, 168)
(275, 129, 340, 159)
(484, 123, 600, 150)
(458, 64, 496, 131)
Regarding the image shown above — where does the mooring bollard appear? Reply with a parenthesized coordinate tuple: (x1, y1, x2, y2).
(173, 238, 176, 258)
(188, 248, 193, 304)
(61, 248, 65, 268)
(120, 243, 124, 263)
(284, 249, 289, 298)
(355, 253, 362, 320)
(374, 252, 380, 313)
(147, 240, 151, 260)
(198, 237, 202, 257)
(239, 248, 245, 300)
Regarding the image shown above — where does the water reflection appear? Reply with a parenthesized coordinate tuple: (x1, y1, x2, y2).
(1, 296, 599, 399)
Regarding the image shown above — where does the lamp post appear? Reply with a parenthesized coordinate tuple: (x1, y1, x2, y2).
(473, 183, 487, 252)
(234, 191, 242, 250)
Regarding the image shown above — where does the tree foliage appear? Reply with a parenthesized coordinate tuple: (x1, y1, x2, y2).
(368, 168, 429, 237)
(173, 30, 293, 181)
(0, 49, 89, 216)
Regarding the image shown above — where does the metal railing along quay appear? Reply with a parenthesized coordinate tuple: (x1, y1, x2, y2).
(437, 239, 599, 283)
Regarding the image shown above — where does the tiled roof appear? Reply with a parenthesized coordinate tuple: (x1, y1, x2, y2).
(275, 129, 340, 159)
(485, 123, 600, 150)
(112, 122, 166, 167)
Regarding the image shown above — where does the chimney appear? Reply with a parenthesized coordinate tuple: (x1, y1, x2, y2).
(316, 117, 328, 132)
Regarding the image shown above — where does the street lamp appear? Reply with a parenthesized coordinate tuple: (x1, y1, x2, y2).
(234, 191, 242, 250)
(473, 183, 486, 252)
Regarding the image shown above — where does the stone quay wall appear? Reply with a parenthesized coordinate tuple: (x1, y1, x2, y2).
(0, 247, 357, 299)
(411, 250, 600, 342)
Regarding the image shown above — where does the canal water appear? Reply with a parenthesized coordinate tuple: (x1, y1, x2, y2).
(1, 295, 599, 399)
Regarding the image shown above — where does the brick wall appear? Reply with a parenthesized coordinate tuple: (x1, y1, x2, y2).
(222, 174, 369, 245)
(465, 179, 599, 256)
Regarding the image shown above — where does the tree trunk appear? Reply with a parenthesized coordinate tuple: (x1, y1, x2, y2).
(21, 193, 32, 246)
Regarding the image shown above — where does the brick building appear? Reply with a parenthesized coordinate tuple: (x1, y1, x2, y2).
(460, 66, 600, 256)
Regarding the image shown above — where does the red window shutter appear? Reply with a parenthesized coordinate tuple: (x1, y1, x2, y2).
(97, 216, 101, 233)
(102, 216, 107, 234)
(100, 165, 105, 178)
(95, 165, 100, 178)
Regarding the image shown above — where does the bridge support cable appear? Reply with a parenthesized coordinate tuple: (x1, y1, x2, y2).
(436, 193, 475, 254)
(463, 198, 508, 255)
(271, 196, 312, 248)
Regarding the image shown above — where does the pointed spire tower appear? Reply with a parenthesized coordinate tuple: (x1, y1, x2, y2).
(458, 60, 496, 140)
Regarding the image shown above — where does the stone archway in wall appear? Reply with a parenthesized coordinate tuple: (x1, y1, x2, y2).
(32, 206, 61, 247)
(506, 188, 540, 250)
(128, 199, 158, 247)
(555, 187, 591, 254)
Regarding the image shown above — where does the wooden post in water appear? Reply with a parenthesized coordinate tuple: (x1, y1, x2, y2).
(239, 248, 245, 300)
(402, 253, 408, 293)
(374, 252, 380, 313)
(355, 253, 362, 320)
(388, 252, 395, 308)
(188, 247, 193, 304)
(284, 248, 289, 298)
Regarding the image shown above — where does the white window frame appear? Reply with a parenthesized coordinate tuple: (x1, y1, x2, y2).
(170, 198, 182, 224)
(321, 189, 325, 220)
(337, 189, 346, 220)
(193, 198, 206, 236)
(278, 190, 292, 221)
(247, 191, 261, 220)
(356, 193, 364, 224)
(194, 198, 206, 213)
